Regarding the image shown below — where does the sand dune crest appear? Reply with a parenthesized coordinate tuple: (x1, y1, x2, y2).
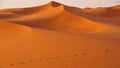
(0, 1, 120, 33)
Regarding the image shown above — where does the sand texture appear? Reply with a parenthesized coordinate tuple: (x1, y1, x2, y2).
(0, 1, 120, 68)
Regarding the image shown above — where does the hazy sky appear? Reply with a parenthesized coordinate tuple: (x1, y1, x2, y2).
(0, 0, 120, 9)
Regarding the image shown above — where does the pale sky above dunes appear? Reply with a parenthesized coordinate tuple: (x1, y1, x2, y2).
(0, 0, 120, 9)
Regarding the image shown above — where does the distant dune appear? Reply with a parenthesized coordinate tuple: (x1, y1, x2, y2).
(0, 1, 120, 68)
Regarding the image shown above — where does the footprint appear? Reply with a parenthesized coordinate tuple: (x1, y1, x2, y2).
(19, 62, 25, 64)
(54, 57, 61, 61)
(81, 53, 88, 55)
(104, 48, 111, 52)
(46, 57, 51, 60)
(37, 59, 42, 61)
(28, 60, 34, 62)
(10, 64, 15, 66)
(74, 54, 79, 56)
(64, 64, 68, 67)
(64, 55, 70, 57)
(55, 57, 60, 59)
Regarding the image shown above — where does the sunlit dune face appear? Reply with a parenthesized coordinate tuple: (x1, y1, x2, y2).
(0, 2, 119, 33)
(0, 1, 120, 33)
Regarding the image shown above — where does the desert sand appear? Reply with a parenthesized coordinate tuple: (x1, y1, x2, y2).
(0, 1, 120, 68)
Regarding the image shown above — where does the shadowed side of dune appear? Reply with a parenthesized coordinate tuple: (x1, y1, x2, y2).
(64, 5, 120, 25)
(0, 1, 120, 33)
(0, 6, 103, 33)
(0, 20, 32, 33)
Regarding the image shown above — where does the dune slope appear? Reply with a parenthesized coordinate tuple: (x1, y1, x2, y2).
(0, 1, 120, 33)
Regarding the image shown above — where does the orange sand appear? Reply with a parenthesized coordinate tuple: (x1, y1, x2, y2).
(0, 1, 120, 68)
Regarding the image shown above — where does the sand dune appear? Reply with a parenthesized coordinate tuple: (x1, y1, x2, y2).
(0, 1, 120, 68)
(0, 1, 120, 33)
